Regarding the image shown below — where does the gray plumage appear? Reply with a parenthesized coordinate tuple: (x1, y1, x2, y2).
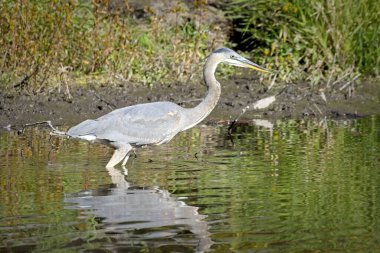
(68, 102, 185, 145)
(67, 48, 270, 168)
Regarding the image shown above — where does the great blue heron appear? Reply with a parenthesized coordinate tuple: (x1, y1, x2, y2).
(67, 48, 269, 168)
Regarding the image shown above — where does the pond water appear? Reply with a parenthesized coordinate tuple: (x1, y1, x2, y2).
(0, 117, 379, 252)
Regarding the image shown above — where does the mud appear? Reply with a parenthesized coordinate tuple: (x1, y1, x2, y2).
(0, 76, 379, 130)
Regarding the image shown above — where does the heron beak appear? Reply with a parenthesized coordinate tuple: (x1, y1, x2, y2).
(239, 58, 270, 73)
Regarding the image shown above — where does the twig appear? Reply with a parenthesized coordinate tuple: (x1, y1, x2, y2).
(228, 105, 250, 133)
(228, 85, 288, 134)
(267, 74, 277, 91)
(339, 74, 360, 91)
(320, 90, 327, 103)
(65, 83, 73, 100)
(326, 54, 337, 88)
(13, 66, 39, 90)
(18, 121, 67, 136)
(313, 103, 323, 115)
(112, 72, 129, 83)
(308, 106, 316, 116)
(59, 66, 74, 100)
(332, 66, 354, 86)
(228, 95, 276, 134)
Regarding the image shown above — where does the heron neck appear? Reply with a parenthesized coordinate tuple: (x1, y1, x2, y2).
(183, 56, 221, 130)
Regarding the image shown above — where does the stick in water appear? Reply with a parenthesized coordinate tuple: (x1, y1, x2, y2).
(19, 121, 67, 136)
(228, 95, 276, 133)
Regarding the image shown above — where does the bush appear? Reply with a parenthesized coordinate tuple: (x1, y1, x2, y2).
(227, 0, 380, 85)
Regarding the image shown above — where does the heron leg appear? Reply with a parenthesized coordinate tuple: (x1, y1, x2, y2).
(122, 155, 130, 166)
(106, 143, 132, 168)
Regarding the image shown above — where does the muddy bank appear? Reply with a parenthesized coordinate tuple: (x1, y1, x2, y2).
(0, 77, 379, 130)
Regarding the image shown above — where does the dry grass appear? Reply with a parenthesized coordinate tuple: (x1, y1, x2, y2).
(0, 0, 224, 92)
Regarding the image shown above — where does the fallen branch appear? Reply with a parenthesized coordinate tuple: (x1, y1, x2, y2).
(18, 121, 66, 136)
(227, 84, 289, 134)
(228, 95, 276, 134)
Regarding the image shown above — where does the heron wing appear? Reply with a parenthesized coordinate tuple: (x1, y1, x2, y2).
(68, 102, 185, 145)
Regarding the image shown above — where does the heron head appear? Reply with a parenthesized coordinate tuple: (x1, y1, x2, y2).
(213, 48, 270, 74)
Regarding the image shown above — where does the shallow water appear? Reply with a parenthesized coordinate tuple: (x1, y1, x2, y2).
(1, 117, 379, 252)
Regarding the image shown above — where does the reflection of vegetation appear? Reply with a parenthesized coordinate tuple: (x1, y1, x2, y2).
(0, 1, 217, 90)
(0, 130, 110, 251)
(128, 117, 380, 251)
(200, 117, 380, 251)
(227, 0, 380, 84)
(0, 117, 379, 251)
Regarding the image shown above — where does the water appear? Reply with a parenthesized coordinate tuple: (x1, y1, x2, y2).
(0, 117, 379, 252)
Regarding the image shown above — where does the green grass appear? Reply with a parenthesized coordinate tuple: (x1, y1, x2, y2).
(227, 0, 380, 85)
(1, 0, 379, 90)
(0, 0, 217, 91)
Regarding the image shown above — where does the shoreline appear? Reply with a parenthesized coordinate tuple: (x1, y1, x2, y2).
(1, 77, 379, 129)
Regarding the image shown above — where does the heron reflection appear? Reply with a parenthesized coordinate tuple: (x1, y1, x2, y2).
(64, 167, 212, 252)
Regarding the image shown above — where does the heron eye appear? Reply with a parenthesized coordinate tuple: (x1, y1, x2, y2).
(230, 55, 235, 59)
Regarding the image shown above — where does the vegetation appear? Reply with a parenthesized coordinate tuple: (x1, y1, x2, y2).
(0, 0, 216, 91)
(0, 0, 379, 91)
(227, 0, 380, 85)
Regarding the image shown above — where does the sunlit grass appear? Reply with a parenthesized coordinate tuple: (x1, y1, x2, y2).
(0, 0, 220, 91)
(227, 0, 380, 85)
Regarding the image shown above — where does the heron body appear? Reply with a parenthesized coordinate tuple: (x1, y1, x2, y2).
(67, 48, 269, 168)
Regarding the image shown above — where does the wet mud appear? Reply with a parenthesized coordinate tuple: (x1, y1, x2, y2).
(0, 76, 379, 130)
